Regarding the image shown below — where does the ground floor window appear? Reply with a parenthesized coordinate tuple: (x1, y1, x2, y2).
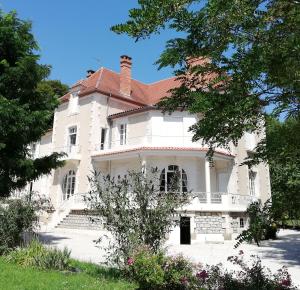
(62, 170, 76, 200)
(240, 218, 244, 228)
(159, 165, 188, 193)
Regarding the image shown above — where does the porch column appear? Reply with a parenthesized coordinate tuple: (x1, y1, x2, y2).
(205, 159, 211, 203)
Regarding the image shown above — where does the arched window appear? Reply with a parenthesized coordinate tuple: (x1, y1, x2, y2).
(62, 170, 76, 200)
(160, 165, 188, 193)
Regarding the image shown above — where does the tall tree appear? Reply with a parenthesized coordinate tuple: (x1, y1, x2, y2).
(36, 80, 69, 128)
(0, 10, 64, 197)
(258, 117, 300, 222)
(112, 0, 300, 157)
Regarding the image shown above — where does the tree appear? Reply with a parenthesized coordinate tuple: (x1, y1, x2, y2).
(112, 0, 300, 157)
(235, 200, 277, 248)
(253, 117, 300, 223)
(0, 10, 64, 197)
(36, 80, 69, 128)
(86, 167, 188, 266)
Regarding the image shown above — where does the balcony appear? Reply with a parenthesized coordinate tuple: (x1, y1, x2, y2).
(93, 135, 232, 158)
(65, 191, 255, 213)
(184, 192, 257, 212)
(54, 145, 81, 162)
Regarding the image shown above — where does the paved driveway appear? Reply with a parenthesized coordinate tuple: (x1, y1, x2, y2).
(39, 228, 300, 287)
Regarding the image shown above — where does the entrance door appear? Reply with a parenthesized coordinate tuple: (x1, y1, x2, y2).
(180, 216, 191, 245)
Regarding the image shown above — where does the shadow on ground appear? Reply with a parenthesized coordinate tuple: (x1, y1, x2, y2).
(256, 231, 300, 267)
(38, 233, 70, 246)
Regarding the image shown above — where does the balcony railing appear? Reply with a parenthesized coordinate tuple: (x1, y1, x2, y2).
(94, 135, 217, 152)
(192, 192, 257, 208)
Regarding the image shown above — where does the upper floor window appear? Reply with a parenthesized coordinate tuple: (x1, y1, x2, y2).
(62, 170, 76, 200)
(160, 165, 188, 193)
(249, 169, 257, 196)
(100, 128, 107, 150)
(68, 126, 77, 149)
(119, 123, 127, 145)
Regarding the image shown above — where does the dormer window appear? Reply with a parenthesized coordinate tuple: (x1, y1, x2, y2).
(68, 91, 79, 114)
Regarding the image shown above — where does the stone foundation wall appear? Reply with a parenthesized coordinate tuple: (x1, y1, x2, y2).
(195, 213, 224, 234)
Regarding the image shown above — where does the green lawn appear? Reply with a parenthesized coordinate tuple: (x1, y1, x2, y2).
(0, 257, 136, 290)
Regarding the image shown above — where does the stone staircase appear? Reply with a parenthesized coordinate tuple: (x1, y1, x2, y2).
(56, 210, 103, 230)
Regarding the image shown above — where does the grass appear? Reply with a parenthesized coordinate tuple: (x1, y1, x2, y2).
(0, 257, 136, 290)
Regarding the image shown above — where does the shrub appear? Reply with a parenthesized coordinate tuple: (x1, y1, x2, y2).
(127, 247, 199, 290)
(126, 247, 296, 290)
(0, 199, 37, 254)
(6, 240, 71, 271)
(235, 200, 277, 248)
(86, 167, 189, 266)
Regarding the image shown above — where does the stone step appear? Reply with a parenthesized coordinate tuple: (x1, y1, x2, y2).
(56, 213, 103, 231)
(56, 224, 102, 230)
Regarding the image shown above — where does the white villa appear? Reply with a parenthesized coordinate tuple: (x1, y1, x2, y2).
(30, 55, 271, 244)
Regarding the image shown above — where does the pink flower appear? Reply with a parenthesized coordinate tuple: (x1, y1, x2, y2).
(281, 279, 291, 287)
(180, 276, 188, 285)
(127, 257, 134, 266)
(239, 250, 244, 255)
(196, 270, 209, 280)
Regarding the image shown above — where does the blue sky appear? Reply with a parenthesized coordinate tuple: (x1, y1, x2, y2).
(0, 0, 175, 86)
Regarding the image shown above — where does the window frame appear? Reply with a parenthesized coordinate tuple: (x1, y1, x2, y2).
(68, 126, 77, 148)
(119, 123, 127, 145)
(62, 170, 76, 200)
(100, 128, 107, 150)
(160, 165, 188, 193)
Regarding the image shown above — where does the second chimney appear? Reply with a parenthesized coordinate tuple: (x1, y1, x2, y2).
(120, 55, 132, 96)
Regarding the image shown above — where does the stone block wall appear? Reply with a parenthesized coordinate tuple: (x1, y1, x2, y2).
(195, 212, 224, 234)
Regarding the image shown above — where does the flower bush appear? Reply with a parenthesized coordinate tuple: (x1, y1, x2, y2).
(126, 246, 296, 290)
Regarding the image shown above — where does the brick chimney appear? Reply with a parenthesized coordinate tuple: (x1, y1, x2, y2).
(120, 55, 132, 96)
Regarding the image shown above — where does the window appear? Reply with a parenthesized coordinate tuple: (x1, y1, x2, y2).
(100, 128, 107, 150)
(68, 126, 77, 150)
(68, 91, 79, 114)
(119, 123, 127, 145)
(160, 165, 188, 193)
(249, 169, 257, 196)
(240, 218, 244, 228)
(62, 170, 76, 200)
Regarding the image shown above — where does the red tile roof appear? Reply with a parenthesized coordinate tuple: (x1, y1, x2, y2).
(60, 67, 181, 106)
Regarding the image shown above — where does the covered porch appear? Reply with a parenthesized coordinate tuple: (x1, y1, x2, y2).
(91, 147, 250, 212)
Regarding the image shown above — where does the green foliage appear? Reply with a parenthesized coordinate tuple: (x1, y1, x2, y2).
(127, 247, 295, 289)
(127, 247, 165, 289)
(0, 10, 65, 197)
(86, 167, 188, 266)
(6, 240, 71, 271)
(235, 200, 277, 248)
(37, 80, 69, 99)
(244, 116, 300, 222)
(0, 256, 136, 290)
(0, 199, 38, 254)
(112, 0, 300, 157)
(127, 246, 198, 290)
